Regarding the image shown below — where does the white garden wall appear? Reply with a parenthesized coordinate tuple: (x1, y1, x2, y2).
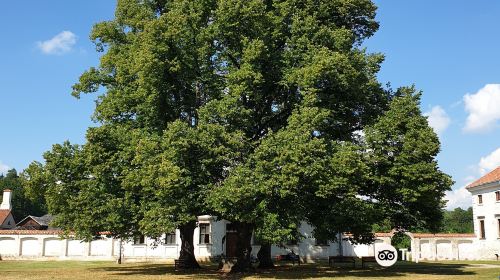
(0, 217, 491, 262)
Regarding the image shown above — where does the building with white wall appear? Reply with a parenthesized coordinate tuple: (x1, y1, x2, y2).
(2, 169, 500, 263)
(466, 166, 500, 260)
(0, 218, 389, 261)
(0, 189, 388, 262)
(0, 189, 15, 230)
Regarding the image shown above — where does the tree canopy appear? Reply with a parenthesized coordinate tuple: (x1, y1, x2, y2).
(25, 0, 453, 272)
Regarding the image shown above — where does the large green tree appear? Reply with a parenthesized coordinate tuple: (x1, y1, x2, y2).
(29, 0, 453, 273)
(201, 0, 388, 270)
(36, 0, 225, 268)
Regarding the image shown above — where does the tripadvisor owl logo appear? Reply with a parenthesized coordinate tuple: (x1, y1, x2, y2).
(375, 244, 398, 267)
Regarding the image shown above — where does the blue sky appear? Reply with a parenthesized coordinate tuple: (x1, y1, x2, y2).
(1, 1, 499, 209)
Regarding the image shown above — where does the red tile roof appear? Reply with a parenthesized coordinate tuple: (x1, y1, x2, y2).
(374, 232, 392, 237)
(466, 167, 500, 189)
(374, 232, 476, 238)
(0, 209, 12, 225)
(0, 229, 63, 235)
(0, 230, 112, 236)
(412, 233, 475, 238)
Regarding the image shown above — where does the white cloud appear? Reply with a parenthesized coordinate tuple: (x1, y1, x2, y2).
(463, 84, 500, 133)
(0, 161, 10, 176)
(445, 186, 472, 210)
(424, 106, 450, 134)
(478, 147, 500, 175)
(37, 31, 77, 55)
(447, 148, 500, 209)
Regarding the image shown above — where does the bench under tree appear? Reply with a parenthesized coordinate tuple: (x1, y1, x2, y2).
(361, 256, 377, 268)
(328, 256, 356, 268)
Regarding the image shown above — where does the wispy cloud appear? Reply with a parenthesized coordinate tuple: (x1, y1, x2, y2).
(478, 147, 500, 175)
(463, 84, 500, 133)
(37, 31, 77, 55)
(424, 106, 451, 135)
(445, 186, 472, 210)
(446, 147, 500, 209)
(0, 161, 10, 175)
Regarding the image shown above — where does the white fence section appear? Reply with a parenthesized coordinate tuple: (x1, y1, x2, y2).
(412, 234, 480, 261)
(0, 221, 494, 261)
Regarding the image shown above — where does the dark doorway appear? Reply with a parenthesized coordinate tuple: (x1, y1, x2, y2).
(226, 223, 238, 258)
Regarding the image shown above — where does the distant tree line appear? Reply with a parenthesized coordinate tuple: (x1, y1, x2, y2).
(441, 207, 473, 234)
(0, 168, 47, 221)
(375, 207, 473, 236)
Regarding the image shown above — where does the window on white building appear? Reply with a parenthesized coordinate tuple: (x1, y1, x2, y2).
(496, 191, 500, 202)
(479, 220, 486, 239)
(165, 232, 176, 245)
(134, 235, 145, 245)
(478, 195, 483, 204)
(199, 223, 211, 244)
(497, 219, 500, 238)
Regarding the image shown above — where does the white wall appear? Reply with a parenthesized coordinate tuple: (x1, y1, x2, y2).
(469, 183, 500, 260)
(0, 220, 363, 262)
(67, 239, 85, 256)
(0, 215, 493, 261)
(413, 236, 480, 261)
(43, 238, 62, 256)
(21, 238, 39, 256)
(457, 240, 474, 260)
(0, 237, 17, 256)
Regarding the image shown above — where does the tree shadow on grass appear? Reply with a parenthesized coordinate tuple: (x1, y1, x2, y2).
(91, 262, 476, 279)
(91, 263, 241, 279)
(250, 262, 476, 279)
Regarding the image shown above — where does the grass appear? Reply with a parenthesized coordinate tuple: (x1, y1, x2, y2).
(0, 260, 499, 280)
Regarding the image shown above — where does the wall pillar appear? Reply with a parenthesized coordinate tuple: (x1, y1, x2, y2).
(451, 239, 458, 260)
(61, 238, 68, 258)
(39, 236, 44, 257)
(84, 241, 91, 257)
(429, 238, 437, 260)
(412, 238, 419, 262)
(15, 235, 21, 257)
(108, 238, 114, 257)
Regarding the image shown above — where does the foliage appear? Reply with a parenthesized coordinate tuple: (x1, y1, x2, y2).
(441, 207, 473, 233)
(205, 0, 388, 253)
(23, 0, 453, 272)
(391, 231, 412, 250)
(0, 168, 46, 221)
(364, 87, 454, 233)
(41, 128, 143, 241)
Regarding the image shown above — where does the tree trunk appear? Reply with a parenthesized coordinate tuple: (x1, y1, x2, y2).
(179, 220, 201, 269)
(116, 238, 123, 264)
(257, 243, 275, 268)
(230, 222, 254, 273)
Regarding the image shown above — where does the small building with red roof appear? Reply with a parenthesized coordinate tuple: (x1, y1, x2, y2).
(0, 189, 16, 229)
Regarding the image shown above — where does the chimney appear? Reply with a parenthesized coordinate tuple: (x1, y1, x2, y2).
(0, 189, 12, 210)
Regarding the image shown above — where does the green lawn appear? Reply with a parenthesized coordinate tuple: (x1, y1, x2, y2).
(0, 260, 499, 280)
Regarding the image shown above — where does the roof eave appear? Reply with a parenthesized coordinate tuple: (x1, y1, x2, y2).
(15, 215, 43, 227)
(466, 180, 500, 193)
